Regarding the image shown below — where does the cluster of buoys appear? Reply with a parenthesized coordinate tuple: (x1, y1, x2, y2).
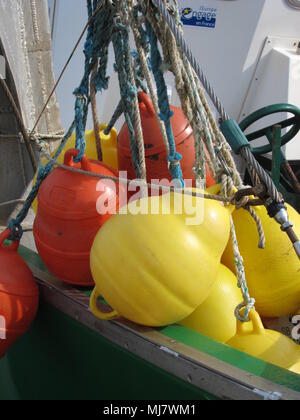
(32, 94, 216, 287)
(0, 230, 39, 358)
(28, 94, 300, 374)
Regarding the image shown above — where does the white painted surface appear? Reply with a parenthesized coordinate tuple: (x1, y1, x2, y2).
(178, 0, 300, 158)
(50, 0, 300, 158)
(0, 0, 61, 133)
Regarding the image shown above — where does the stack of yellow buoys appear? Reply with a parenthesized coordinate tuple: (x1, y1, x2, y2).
(222, 203, 300, 318)
(221, 201, 300, 374)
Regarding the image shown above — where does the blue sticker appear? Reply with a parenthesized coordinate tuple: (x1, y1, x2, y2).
(181, 6, 217, 28)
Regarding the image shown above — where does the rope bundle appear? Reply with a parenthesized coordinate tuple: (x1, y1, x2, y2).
(8, 0, 265, 321)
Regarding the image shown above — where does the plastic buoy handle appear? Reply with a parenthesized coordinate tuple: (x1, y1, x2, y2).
(0, 229, 19, 252)
(90, 287, 119, 321)
(63, 148, 92, 172)
(236, 309, 265, 336)
(138, 92, 156, 117)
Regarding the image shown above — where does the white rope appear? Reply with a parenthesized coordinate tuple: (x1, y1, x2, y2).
(129, 2, 170, 156)
(221, 174, 255, 322)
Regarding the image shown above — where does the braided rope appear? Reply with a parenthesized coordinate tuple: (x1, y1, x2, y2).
(30, 130, 65, 141)
(146, 3, 239, 189)
(151, 0, 229, 122)
(153, 0, 283, 207)
(128, 50, 147, 181)
(146, 8, 205, 183)
(247, 207, 266, 249)
(182, 59, 217, 180)
(119, 1, 147, 181)
(221, 175, 256, 322)
(129, 3, 170, 156)
(112, 16, 145, 179)
(90, 60, 103, 161)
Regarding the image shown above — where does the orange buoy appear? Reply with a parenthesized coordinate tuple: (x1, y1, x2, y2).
(118, 92, 215, 187)
(33, 149, 122, 286)
(0, 230, 39, 358)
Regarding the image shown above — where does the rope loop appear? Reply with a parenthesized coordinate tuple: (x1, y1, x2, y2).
(74, 96, 87, 163)
(168, 151, 182, 165)
(8, 220, 23, 242)
(235, 299, 256, 323)
(159, 110, 174, 122)
(234, 195, 250, 210)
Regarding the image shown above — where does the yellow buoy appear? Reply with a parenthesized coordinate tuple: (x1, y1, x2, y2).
(222, 203, 300, 317)
(180, 264, 243, 343)
(32, 125, 118, 213)
(90, 191, 232, 327)
(99, 127, 118, 171)
(227, 310, 300, 374)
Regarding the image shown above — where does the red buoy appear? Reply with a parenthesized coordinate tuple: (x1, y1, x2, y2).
(118, 92, 215, 187)
(33, 149, 122, 286)
(0, 230, 39, 358)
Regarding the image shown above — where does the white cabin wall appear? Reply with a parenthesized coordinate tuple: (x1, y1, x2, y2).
(50, 0, 300, 158)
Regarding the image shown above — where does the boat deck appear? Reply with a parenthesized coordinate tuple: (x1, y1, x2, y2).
(0, 244, 298, 400)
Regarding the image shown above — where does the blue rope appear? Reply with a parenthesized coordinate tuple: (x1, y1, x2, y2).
(112, 19, 141, 178)
(72, 0, 115, 162)
(74, 0, 94, 98)
(73, 96, 87, 162)
(92, 4, 114, 93)
(71, 0, 95, 162)
(132, 50, 148, 93)
(146, 22, 184, 186)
